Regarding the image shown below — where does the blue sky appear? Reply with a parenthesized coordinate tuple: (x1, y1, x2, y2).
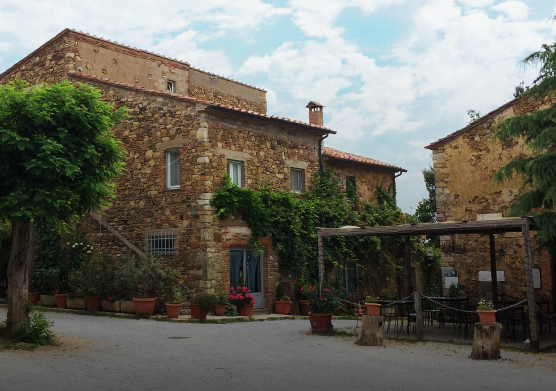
(1, 0, 555, 213)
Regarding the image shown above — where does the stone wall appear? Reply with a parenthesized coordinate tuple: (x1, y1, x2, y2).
(324, 159, 396, 203)
(431, 99, 554, 305)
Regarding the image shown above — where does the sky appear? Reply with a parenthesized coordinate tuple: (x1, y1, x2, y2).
(1, 0, 555, 213)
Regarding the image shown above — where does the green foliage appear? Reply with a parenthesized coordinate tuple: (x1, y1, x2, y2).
(467, 109, 481, 123)
(0, 220, 10, 286)
(447, 283, 465, 298)
(224, 302, 238, 316)
(414, 166, 437, 224)
(274, 281, 289, 302)
(493, 40, 556, 241)
(212, 170, 410, 291)
(133, 254, 163, 298)
(190, 293, 219, 313)
(0, 79, 127, 224)
(308, 286, 342, 314)
(16, 311, 56, 346)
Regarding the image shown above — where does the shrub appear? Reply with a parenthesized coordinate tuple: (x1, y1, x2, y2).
(17, 312, 56, 346)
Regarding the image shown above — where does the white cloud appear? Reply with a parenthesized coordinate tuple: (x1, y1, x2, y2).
(457, 0, 494, 8)
(492, 1, 528, 21)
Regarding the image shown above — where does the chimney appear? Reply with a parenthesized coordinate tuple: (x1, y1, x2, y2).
(306, 101, 324, 126)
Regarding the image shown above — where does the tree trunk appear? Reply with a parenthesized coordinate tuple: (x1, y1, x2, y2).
(7, 219, 33, 332)
(356, 315, 383, 346)
(470, 323, 501, 360)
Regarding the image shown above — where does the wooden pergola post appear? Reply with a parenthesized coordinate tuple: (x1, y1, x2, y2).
(522, 222, 539, 350)
(404, 235, 413, 296)
(488, 233, 499, 307)
(318, 235, 324, 295)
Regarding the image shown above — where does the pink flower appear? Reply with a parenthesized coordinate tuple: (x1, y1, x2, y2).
(319, 297, 324, 301)
(237, 286, 241, 291)
(311, 286, 316, 292)
(300, 286, 304, 291)
(251, 299, 256, 304)
(324, 288, 329, 294)
(242, 287, 247, 292)
(230, 287, 234, 291)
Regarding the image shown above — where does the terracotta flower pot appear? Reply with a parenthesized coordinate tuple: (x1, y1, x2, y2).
(237, 304, 254, 317)
(40, 294, 56, 307)
(189, 303, 206, 320)
(67, 297, 86, 309)
(133, 297, 157, 316)
(365, 303, 381, 317)
(85, 296, 102, 311)
(165, 303, 182, 318)
(120, 300, 135, 313)
(308, 312, 333, 334)
(298, 300, 310, 316)
(28, 292, 40, 305)
(215, 304, 227, 316)
(101, 300, 122, 312)
(477, 310, 497, 325)
(55, 293, 68, 309)
(274, 301, 292, 315)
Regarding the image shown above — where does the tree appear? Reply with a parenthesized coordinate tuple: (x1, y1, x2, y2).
(493, 41, 556, 241)
(0, 80, 126, 332)
(414, 166, 437, 223)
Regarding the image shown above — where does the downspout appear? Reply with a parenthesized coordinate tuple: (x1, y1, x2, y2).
(318, 133, 329, 173)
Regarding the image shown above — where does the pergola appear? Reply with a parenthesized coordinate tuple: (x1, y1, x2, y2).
(316, 217, 541, 349)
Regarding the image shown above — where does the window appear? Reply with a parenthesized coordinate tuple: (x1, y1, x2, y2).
(146, 231, 175, 255)
(344, 261, 357, 294)
(228, 160, 243, 187)
(166, 80, 175, 93)
(346, 176, 356, 199)
(166, 150, 180, 189)
(291, 168, 304, 193)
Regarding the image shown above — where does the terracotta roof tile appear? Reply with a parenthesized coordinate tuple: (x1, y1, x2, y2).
(67, 72, 334, 133)
(322, 147, 406, 171)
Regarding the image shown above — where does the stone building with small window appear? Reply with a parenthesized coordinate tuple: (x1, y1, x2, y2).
(1, 29, 405, 309)
(425, 97, 555, 307)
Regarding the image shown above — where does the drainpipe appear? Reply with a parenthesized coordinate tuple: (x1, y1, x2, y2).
(318, 133, 329, 173)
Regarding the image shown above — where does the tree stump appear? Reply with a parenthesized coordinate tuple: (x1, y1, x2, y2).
(356, 315, 383, 346)
(471, 323, 502, 360)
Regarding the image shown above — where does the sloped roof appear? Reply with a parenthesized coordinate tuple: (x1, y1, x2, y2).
(0, 28, 266, 92)
(68, 72, 334, 133)
(322, 146, 406, 172)
(425, 98, 519, 150)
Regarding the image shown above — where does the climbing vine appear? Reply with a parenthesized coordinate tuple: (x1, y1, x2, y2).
(212, 170, 414, 296)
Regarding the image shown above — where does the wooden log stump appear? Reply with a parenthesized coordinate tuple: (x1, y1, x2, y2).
(356, 315, 383, 346)
(471, 323, 502, 360)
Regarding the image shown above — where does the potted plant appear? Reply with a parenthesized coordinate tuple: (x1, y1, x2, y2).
(79, 258, 103, 311)
(113, 253, 138, 313)
(365, 296, 381, 316)
(296, 283, 311, 316)
(274, 282, 292, 315)
(189, 293, 218, 320)
(308, 286, 341, 334)
(229, 285, 256, 316)
(165, 291, 184, 319)
(132, 255, 160, 316)
(476, 299, 496, 325)
(215, 294, 228, 316)
(101, 293, 122, 312)
(67, 269, 86, 309)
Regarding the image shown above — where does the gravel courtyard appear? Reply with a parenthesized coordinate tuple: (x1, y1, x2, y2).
(1, 309, 555, 391)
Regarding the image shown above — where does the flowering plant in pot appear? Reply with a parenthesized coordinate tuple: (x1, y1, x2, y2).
(132, 255, 162, 316)
(274, 282, 292, 315)
(476, 299, 496, 325)
(296, 283, 311, 316)
(308, 286, 341, 333)
(101, 293, 123, 312)
(364, 295, 381, 316)
(190, 293, 219, 320)
(229, 285, 256, 316)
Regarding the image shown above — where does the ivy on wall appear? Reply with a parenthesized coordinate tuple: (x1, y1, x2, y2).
(212, 170, 413, 295)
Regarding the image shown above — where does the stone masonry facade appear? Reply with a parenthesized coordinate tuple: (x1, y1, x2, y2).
(426, 97, 555, 306)
(1, 29, 405, 309)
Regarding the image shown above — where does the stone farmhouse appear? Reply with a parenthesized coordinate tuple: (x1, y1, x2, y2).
(0, 29, 406, 309)
(425, 97, 555, 307)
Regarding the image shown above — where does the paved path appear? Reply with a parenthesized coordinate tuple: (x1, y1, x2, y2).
(1, 309, 555, 391)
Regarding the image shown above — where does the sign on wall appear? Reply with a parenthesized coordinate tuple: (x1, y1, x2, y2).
(478, 271, 505, 282)
(444, 269, 458, 289)
(532, 268, 541, 289)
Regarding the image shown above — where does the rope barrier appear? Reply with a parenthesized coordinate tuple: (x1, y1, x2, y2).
(535, 304, 556, 319)
(420, 293, 527, 313)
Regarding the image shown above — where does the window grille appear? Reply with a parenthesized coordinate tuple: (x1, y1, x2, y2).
(146, 232, 175, 255)
(291, 168, 304, 193)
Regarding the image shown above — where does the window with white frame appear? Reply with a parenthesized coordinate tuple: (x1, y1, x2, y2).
(228, 160, 243, 187)
(166, 150, 180, 189)
(166, 80, 175, 93)
(291, 168, 304, 193)
(146, 231, 175, 255)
